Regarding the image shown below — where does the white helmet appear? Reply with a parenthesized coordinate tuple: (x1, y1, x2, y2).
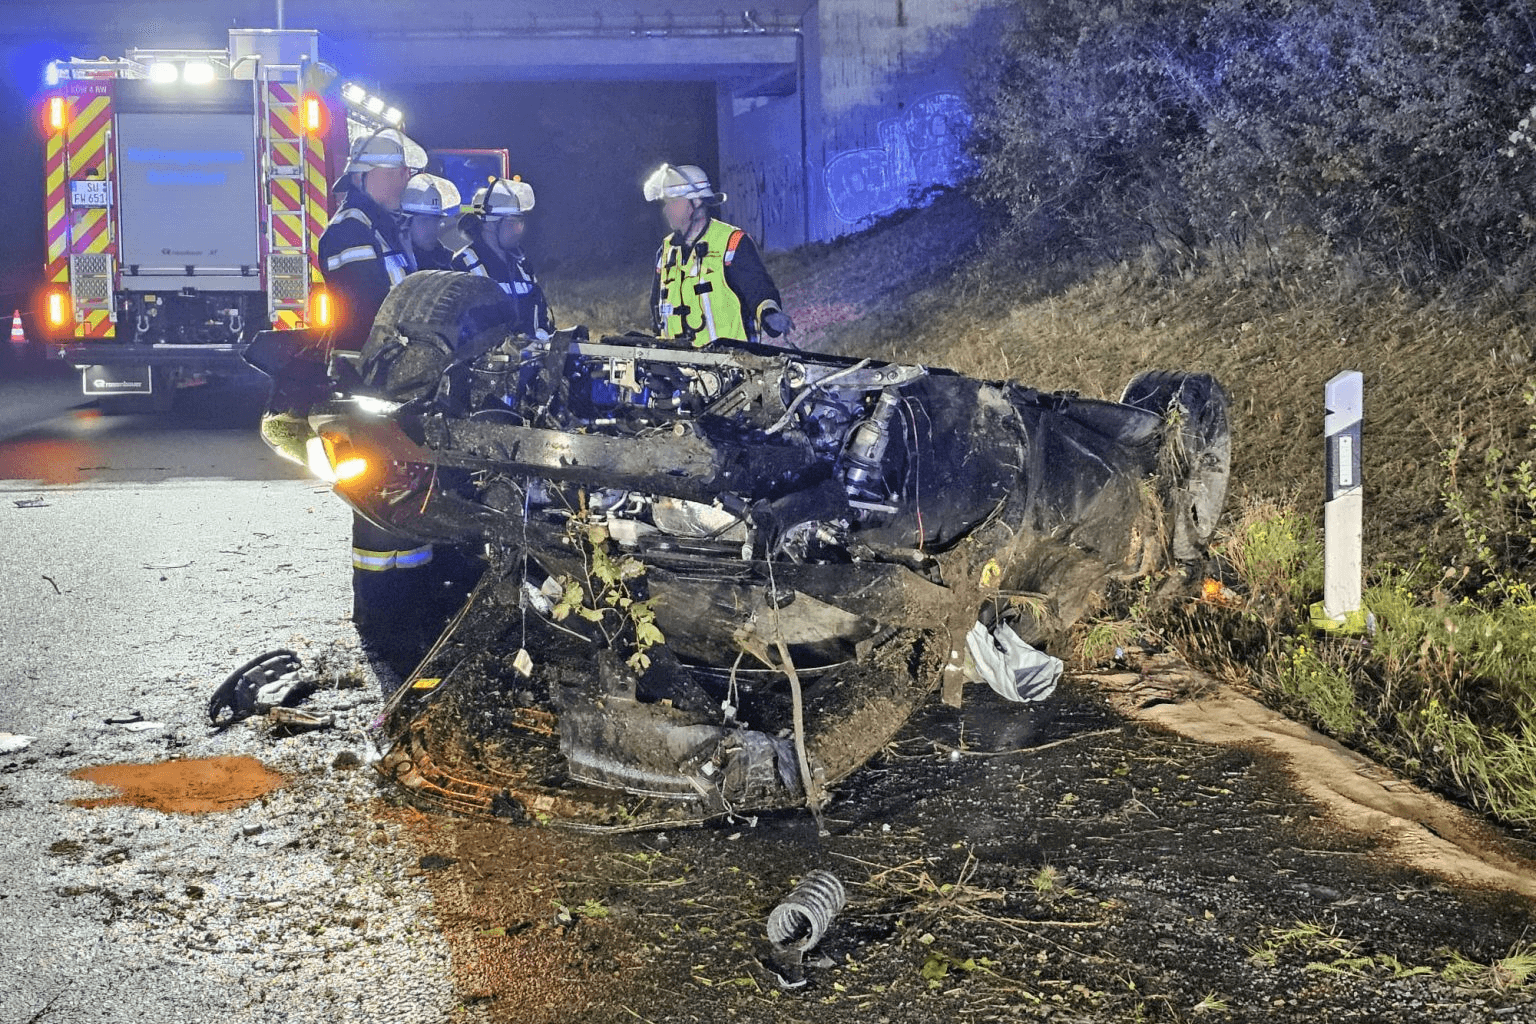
(643, 163, 726, 205)
(341, 127, 427, 177)
(469, 176, 536, 219)
(400, 173, 462, 216)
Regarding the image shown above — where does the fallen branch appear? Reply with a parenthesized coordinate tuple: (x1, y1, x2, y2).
(933, 726, 1123, 758)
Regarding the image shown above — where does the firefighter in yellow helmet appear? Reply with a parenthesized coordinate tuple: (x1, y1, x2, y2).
(644, 163, 792, 347)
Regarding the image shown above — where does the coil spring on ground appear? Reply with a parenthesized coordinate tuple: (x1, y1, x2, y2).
(766, 870, 846, 951)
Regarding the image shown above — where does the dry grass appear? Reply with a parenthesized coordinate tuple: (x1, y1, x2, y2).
(543, 265, 654, 338)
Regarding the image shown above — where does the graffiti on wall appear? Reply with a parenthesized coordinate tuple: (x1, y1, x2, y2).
(823, 92, 973, 224)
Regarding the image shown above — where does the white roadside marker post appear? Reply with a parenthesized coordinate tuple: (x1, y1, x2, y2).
(1309, 370, 1370, 634)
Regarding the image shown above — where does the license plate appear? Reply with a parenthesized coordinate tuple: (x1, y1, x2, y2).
(70, 179, 111, 208)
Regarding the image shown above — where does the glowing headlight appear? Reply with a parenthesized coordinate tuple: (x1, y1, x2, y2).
(182, 62, 215, 85)
(148, 62, 179, 84)
(305, 436, 337, 482)
(352, 396, 401, 416)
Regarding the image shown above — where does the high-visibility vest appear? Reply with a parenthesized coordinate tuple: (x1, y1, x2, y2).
(656, 218, 747, 346)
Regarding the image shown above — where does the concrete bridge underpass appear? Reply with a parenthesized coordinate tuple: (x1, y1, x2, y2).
(3, 0, 994, 269)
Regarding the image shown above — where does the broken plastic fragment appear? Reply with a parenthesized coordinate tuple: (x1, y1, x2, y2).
(0, 733, 35, 754)
(964, 621, 1061, 703)
(512, 648, 533, 677)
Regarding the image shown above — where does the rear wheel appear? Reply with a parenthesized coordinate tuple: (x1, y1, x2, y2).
(1120, 371, 1231, 562)
(359, 271, 518, 402)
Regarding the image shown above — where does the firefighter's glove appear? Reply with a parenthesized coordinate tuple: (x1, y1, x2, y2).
(964, 621, 1061, 704)
(763, 310, 794, 337)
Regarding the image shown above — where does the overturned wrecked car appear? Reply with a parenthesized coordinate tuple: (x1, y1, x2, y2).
(250, 272, 1230, 828)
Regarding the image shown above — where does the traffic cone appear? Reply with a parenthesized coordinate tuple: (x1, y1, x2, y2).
(9, 310, 24, 348)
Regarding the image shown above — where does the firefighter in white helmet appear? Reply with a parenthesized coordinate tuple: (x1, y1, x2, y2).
(451, 176, 553, 339)
(644, 163, 792, 347)
(319, 128, 437, 673)
(401, 172, 462, 272)
(318, 128, 427, 354)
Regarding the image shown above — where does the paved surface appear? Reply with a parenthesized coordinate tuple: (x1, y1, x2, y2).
(0, 381, 476, 1024)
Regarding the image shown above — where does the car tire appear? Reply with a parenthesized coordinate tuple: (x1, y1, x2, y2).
(1120, 371, 1232, 562)
(359, 270, 518, 402)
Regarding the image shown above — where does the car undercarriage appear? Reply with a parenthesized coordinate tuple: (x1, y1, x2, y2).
(249, 271, 1231, 828)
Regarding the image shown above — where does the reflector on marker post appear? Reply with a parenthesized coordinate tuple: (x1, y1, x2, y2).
(1310, 370, 1371, 634)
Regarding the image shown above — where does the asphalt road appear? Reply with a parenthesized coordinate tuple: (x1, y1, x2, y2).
(0, 376, 477, 1023)
(0, 372, 308, 486)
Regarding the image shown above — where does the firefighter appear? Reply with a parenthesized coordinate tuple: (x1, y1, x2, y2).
(451, 176, 553, 339)
(318, 128, 435, 675)
(401, 173, 461, 272)
(644, 163, 792, 347)
(318, 127, 425, 355)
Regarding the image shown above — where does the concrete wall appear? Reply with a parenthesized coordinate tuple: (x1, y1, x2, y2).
(715, 74, 807, 253)
(804, 0, 997, 241)
(714, 0, 1000, 250)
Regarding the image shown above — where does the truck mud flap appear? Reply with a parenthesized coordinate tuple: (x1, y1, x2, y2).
(82, 364, 153, 396)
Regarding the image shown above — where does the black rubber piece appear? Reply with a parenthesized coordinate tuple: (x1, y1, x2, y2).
(207, 649, 304, 729)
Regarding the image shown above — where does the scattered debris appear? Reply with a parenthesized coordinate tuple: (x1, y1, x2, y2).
(331, 750, 362, 770)
(41, 575, 61, 594)
(119, 721, 165, 733)
(266, 707, 333, 732)
(418, 854, 457, 871)
(765, 870, 846, 989)
(241, 823, 266, 837)
(207, 650, 310, 728)
(767, 869, 846, 953)
(103, 710, 143, 725)
(12, 497, 48, 508)
(0, 733, 35, 754)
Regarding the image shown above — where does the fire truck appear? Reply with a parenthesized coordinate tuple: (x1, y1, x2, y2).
(37, 28, 506, 409)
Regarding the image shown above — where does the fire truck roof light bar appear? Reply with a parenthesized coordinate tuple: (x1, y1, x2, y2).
(147, 59, 224, 85)
(341, 83, 405, 127)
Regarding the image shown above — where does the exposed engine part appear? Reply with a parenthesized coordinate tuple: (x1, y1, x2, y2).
(651, 497, 747, 541)
(839, 388, 901, 502)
